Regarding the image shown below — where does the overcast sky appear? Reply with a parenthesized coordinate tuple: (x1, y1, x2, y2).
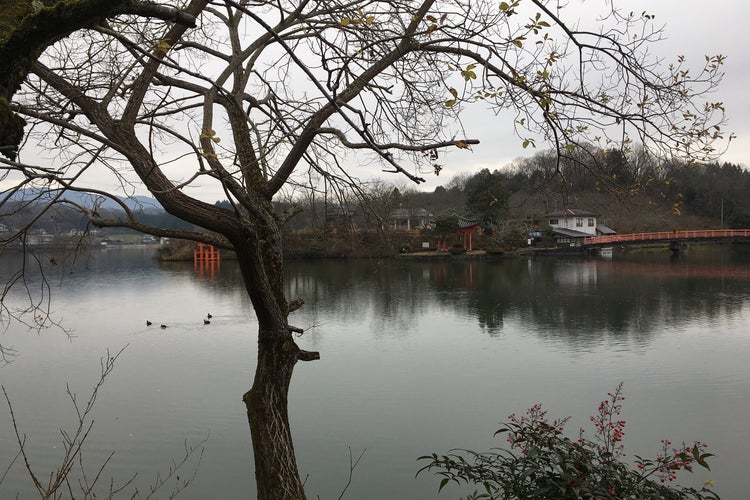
(428, 0, 750, 192)
(5, 1, 749, 201)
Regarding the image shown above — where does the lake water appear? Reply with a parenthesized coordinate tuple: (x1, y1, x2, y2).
(1, 245, 749, 499)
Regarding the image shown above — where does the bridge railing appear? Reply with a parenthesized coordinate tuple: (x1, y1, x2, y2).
(583, 229, 750, 246)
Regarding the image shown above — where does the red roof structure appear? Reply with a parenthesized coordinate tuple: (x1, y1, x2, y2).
(457, 215, 480, 250)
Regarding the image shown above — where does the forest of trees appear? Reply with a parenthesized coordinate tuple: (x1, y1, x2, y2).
(277, 146, 750, 237)
(3, 145, 748, 240)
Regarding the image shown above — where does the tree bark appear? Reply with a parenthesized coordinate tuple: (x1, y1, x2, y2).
(233, 227, 312, 500)
(243, 337, 306, 500)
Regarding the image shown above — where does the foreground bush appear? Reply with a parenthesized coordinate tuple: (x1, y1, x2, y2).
(418, 384, 718, 499)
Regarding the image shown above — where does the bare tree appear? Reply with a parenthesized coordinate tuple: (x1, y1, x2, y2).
(1, 347, 206, 499)
(0, 1, 731, 498)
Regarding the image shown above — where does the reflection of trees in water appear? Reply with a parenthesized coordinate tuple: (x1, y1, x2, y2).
(285, 260, 434, 337)
(4, 248, 747, 349)
(278, 255, 750, 349)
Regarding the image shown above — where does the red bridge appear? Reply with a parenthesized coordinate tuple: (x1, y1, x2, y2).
(583, 229, 750, 247)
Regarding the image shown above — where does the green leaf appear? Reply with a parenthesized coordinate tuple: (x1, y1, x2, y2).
(438, 477, 450, 492)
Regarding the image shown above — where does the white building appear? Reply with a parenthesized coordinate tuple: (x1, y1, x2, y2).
(546, 209, 616, 246)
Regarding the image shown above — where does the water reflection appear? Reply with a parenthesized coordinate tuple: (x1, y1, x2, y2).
(281, 248, 750, 350)
(1, 245, 750, 499)
(6, 245, 747, 347)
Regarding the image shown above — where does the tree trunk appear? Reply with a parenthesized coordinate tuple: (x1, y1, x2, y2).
(243, 336, 306, 500)
(232, 227, 312, 500)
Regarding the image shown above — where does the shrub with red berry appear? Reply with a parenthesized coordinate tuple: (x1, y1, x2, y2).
(418, 383, 719, 499)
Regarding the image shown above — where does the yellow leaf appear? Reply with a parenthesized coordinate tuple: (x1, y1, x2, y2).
(366, 16, 375, 24)
(154, 39, 171, 54)
(455, 141, 469, 149)
(341, 17, 350, 26)
(445, 99, 457, 108)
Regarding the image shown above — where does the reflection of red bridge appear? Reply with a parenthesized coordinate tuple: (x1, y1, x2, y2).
(583, 229, 750, 248)
(595, 260, 750, 280)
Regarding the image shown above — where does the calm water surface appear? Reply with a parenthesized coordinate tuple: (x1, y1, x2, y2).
(1, 245, 749, 499)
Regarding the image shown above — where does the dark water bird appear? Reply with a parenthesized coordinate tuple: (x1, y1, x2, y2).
(204, 319, 210, 325)
(207, 313, 213, 319)
(146, 320, 152, 326)
(160, 324, 167, 329)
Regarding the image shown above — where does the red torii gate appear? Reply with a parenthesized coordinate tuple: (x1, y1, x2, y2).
(194, 242, 220, 278)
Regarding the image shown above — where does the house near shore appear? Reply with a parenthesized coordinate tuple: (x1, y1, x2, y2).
(546, 209, 616, 246)
(388, 208, 433, 231)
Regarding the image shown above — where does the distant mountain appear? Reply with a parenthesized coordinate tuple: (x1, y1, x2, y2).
(4, 188, 163, 213)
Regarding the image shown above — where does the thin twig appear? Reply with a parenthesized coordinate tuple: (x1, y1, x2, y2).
(337, 447, 366, 500)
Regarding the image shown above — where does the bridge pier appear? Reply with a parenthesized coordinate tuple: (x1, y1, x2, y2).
(669, 240, 687, 253)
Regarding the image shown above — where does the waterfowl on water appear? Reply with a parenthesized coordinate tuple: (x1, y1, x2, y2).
(204, 319, 210, 325)
(160, 324, 167, 329)
(207, 313, 213, 319)
(146, 320, 152, 326)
